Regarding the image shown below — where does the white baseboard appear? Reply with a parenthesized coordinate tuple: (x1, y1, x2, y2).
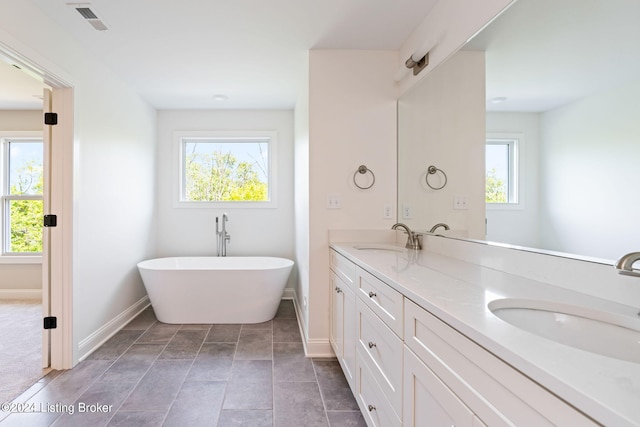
(77, 296, 150, 362)
(282, 288, 295, 300)
(0, 289, 42, 300)
(288, 290, 335, 358)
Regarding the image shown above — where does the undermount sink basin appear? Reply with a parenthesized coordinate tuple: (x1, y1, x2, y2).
(488, 298, 640, 363)
(353, 244, 404, 253)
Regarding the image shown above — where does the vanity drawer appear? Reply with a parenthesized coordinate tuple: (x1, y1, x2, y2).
(404, 345, 475, 427)
(355, 347, 402, 427)
(330, 250, 356, 289)
(356, 267, 403, 337)
(357, 298, 403, 417)
(404, 299, 599, 426)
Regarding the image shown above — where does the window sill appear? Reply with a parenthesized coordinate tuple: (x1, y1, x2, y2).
(0, 256, 43, 265)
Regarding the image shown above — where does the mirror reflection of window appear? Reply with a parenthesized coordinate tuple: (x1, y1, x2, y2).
(486, 138, 518, 205)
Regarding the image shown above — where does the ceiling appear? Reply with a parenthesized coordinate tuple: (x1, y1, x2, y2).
(0, 60, 48, 110)
(1, 0, 439, 110)
(464, 0, 640, 112)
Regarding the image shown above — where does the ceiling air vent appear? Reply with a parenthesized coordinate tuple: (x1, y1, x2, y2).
(75, 7, 108, 31)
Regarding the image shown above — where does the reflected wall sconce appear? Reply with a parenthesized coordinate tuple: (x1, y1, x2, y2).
(395, 37, 438, 81)
(406, 38, 437, 76)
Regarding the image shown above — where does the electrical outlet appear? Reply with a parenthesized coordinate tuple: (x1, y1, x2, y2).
(402, 204, 412, 219)
(383, 203, 393, 219)
(326, 195, 341, 209)
(453, 194, 468, 210)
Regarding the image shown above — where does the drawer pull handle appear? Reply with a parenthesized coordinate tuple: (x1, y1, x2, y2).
(368, 291, 377, 298)
(335, 287, 342, 293)
(368, 404, 376, 412)
(368, 341, 377, 349)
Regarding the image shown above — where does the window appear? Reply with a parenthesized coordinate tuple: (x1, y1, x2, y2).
(1, 136, 44, 255)
(175, 131, 277, 208)
(486, 136, 519, 205)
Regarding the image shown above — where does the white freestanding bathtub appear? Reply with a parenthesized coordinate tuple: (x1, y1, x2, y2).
(137, 257, 294, 324)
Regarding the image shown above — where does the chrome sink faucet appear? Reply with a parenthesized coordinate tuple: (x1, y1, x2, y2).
(216, 213, 231, 257)
(614, 252, 640, 277)
(392, 223, 421, 250)
(429, 223, 450, 233)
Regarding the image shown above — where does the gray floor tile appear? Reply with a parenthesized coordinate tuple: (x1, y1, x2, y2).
(218, 409, 273, 427)
(326, 411, 367, 427)
(186, 343, 236, 382)
(107, 410, 166, 426)
(122, 308, 157, 331)
(273, 318, 301, 343)
(313, 359, 359, 411)
(275, 300, 296, 319)
(205, 324, 242, 343)
(163, 381, 225, 426)
(223, 380, 273, 410)
(241, 320, 273, 331)
(135, 322, 180, 344)
(26, 360, 114, 406)
(230, 360, 272, 383)
(9, 300, 366, 426)
(158, 330, 207, 360)
(0, 411, 61, 426)
(52, 381, 134, 426)
(99, 344, 164, 383)
(273, 342, 316, 382)
(179, 323, 211, 331)
(235, 329, 272, 360)
(86, 330, 143, 360)
(119, 360, 191, 411)
(274, 382, 328, 427)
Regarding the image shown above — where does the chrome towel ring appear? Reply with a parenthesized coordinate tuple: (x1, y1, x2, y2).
(353, 165, 375, 189)
(425, 165, 447, 190)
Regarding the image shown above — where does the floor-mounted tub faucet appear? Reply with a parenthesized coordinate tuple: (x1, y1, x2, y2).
(216, 213, 231, 256)
(392, 223, 421, 250)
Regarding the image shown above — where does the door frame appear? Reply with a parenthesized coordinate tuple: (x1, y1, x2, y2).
(0, 42, 74, 369)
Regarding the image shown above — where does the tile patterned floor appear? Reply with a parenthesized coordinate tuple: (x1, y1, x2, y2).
(0, 300, 366, 427)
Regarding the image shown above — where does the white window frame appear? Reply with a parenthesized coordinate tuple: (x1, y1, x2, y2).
(486, 133, 523, 210)
(0, 132, 44, 262)
(173, 130, 278, 209)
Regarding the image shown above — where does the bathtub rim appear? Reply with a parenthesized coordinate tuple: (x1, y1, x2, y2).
(137, 256, 295, 272)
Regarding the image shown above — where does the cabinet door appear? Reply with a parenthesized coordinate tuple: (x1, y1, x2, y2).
(330, 271, 344, 359)
(342, 284, 356, 390)
(404, 346, 475, 427)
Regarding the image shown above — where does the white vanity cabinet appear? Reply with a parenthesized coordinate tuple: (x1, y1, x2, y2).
(404, 299, 599, 426)
(329, 250, 357, 390)
(330, 246, 602, 427)
(353, 265, 404, 426)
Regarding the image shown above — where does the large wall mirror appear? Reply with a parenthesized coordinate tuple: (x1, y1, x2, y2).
(397, 0, 640, 263)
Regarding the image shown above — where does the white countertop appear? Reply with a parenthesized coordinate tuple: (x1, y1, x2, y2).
(331, 242, 640, 427)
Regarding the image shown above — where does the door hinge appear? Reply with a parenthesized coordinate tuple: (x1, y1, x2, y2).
(44, 214, 57, 227)
(44, 316, 57, 329)
(44, 112, 58, 125)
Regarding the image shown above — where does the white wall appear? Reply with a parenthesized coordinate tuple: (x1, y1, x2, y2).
(1, 0, 157, 365)
(156, 110, 295, 270)
(539, 78, 640, 260)
(0, 110, 43, 295)
(398, 51, 486, 239)
(486, 112, 540, 247)
(304, 49, 398, 354)
(294, 53, 310, 333)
